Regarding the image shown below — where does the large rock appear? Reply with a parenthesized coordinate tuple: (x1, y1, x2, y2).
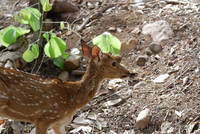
(142, 20, 173, 43)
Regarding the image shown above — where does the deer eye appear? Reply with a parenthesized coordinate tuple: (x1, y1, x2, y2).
(112, 62, 116, 66)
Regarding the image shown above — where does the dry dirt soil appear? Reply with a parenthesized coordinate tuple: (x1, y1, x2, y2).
(0, 0, 199, 134)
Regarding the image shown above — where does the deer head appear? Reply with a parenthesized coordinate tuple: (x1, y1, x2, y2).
(81, 40, 130, 80)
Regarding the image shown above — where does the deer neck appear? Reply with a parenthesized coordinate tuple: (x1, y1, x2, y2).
(75, 60, 103, 108)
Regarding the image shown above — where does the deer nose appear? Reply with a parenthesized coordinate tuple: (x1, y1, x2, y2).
(129, 73, 138, 78)
(122, 72, 137, 79)
(121, 71, 131, 78)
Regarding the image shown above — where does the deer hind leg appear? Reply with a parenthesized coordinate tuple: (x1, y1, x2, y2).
(51, 115, 73, 134)
(0, 95, 8, 108)
(0, 79, 10, 110)
(35, 123, 49, 134)
(0, 92, 9, 111)
(52, 123, 66, 134)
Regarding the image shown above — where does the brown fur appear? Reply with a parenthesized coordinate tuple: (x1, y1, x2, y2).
(0, 41, 129, 134)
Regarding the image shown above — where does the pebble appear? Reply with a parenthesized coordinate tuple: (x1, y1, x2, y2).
(87, 2, 95, 9)
(108, 27, 116, 32)
(133, 81, 147, 89)
(136, 109, 151, 129)
(145, 47, 153, 56)
(64, 55, 81, 71)
(0, 62, 3, 67)
(4, 60, 14, 69)
(149, 42, 162, 54)
(161, 121, 175, 134)
(194, 129, 200, 134)
(58, 71, 69, 81)
(117, 28, 122, 32)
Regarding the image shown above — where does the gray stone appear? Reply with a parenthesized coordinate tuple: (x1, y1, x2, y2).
(58, 71, 69, 81)
(64, 54, 81, 71)
(4, 60, 14, 69)
(0, 51, 22, 62)
(136, 56, 148, 66)
(145, 47, 153, 56)
(149, 43, 163, 54)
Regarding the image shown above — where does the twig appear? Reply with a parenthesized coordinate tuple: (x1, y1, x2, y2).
(76, 5, 114, 32)
(42, 21, 82, 39)
(165, 0, 192, 5)
(103, 2, 137, 6)
(182, 81, 193, 92)
(76, 17, 90, 32)
(12, 0, 21, 11)
(33, 9, 45, 73)
(29, 2, 40, 8)
(164, 110, 169, 121)
(163, 63, 190, 92)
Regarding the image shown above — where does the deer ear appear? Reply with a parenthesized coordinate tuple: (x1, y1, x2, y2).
(81, 40, 91, 59)
(92, 46, 101, 63)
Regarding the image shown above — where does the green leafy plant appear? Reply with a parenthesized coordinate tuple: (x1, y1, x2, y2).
(43, 31, 69, 69)
(0, 0, 69, 69)
(43, 32, 67, 58)
(0, 0, 122, 70)
(15, 8, 42, 32)
(92, 32, 121, 55)
(60, 21, 65, 30)
(53, 54, 70, 69)
(23, 44, 39, 62)
(0, 25, 30, 47)
(41, 0, 52, 12)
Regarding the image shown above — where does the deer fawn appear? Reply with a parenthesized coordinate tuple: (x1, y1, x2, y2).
(0, 40, 130, 134)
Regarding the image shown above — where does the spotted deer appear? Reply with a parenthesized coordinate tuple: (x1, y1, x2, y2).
(0, 40, 130, 134)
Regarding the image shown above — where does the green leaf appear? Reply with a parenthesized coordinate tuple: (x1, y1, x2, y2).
(60, 21, 65, 30)
(43, 32, 49, 41)
(15, 8, 41, 32)
(0, 26, 30, 47)
(28, 8, 41, 31)
(92, 32, 121, 55)
(41, 0, 52, 12)
(15, 8, 31, 24)
(107, 34, 121, 55)
(53, 56, 65, 69)
(31, 44, 39, 58)
(23, 49, 35, 62)
(16, 27, 30, 38)
(22, 44, 39, 62)
(29, 14, 40, 31)
(44, 41, 52, 58)
(1, 26, 17, 47)
(44, 33, 67, 58)
(92, 33, 110, 53)
(62, 53, 70, 59)
(28, 8, 41, 18)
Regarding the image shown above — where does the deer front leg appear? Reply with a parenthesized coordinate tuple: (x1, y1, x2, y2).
(35, 123, 49, 134)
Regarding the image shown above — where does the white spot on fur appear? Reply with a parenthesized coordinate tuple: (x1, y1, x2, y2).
(0, 94, 8, 99)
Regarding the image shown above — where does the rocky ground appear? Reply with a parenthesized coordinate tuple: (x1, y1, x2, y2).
(0, 0, 199, 134)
